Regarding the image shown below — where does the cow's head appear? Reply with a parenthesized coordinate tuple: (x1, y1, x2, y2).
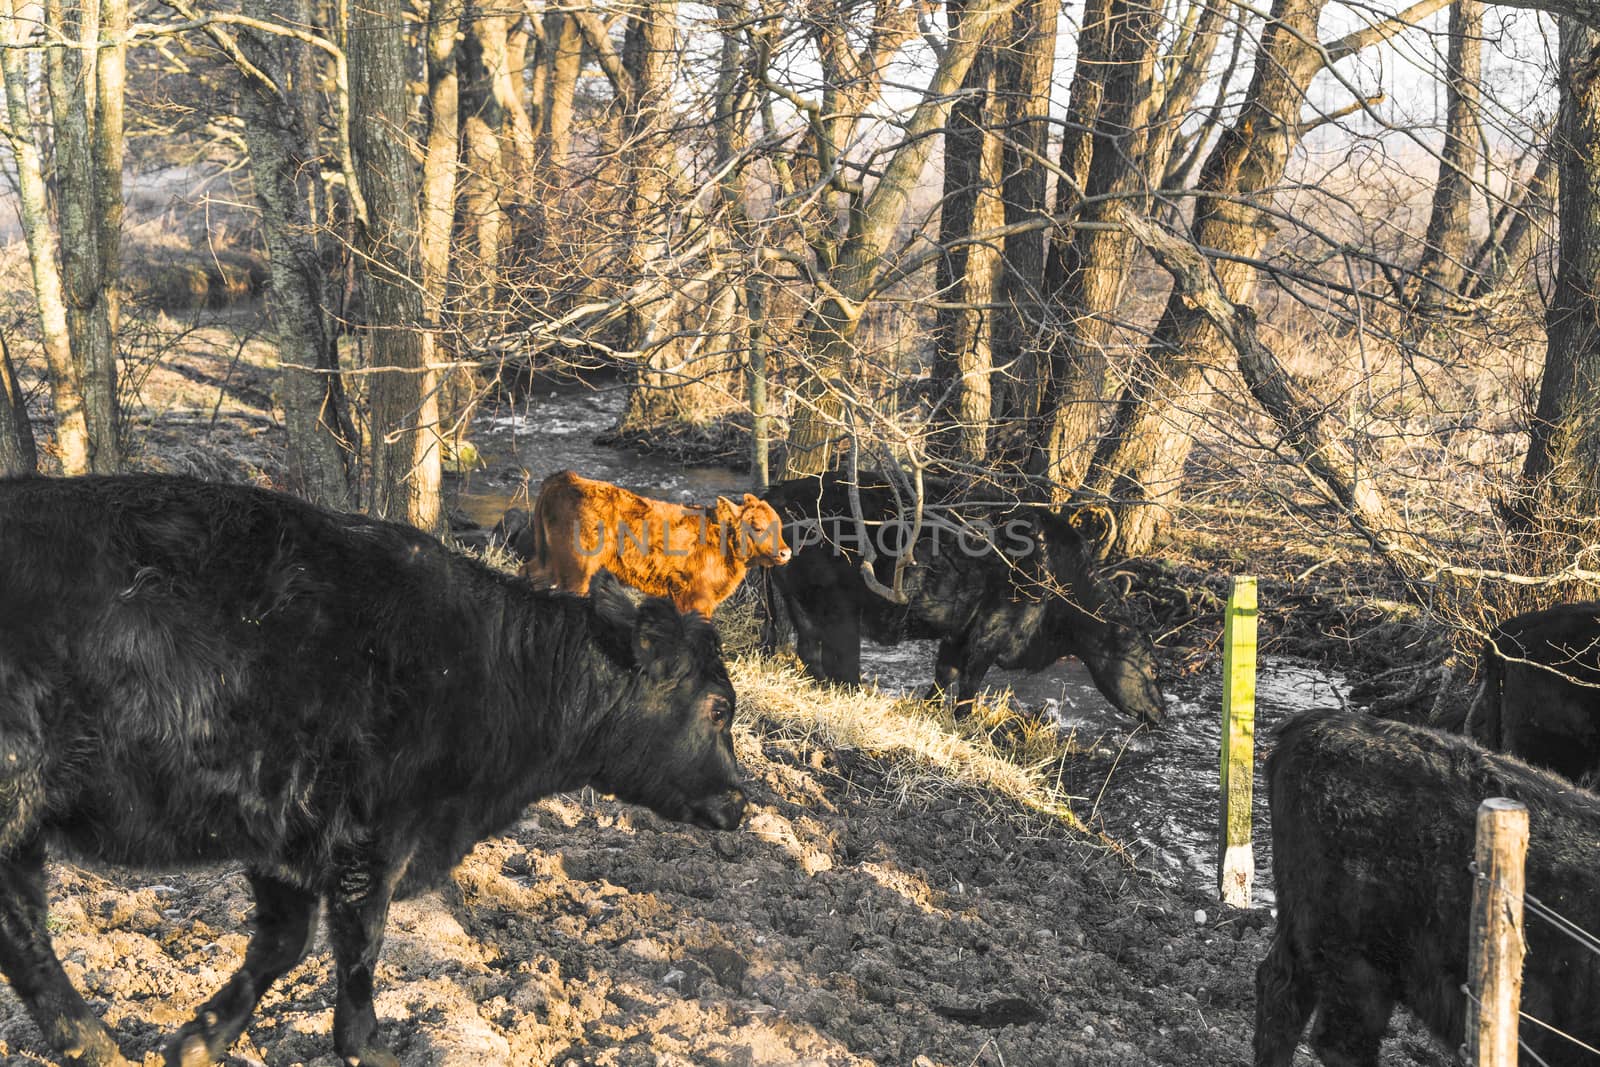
(586, 571, 747, 830)
(1022, 505, 1166, 726)
(716, 494, 792, 567)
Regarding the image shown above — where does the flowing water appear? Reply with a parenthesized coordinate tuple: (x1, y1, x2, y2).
(458, 385, 1350, 905)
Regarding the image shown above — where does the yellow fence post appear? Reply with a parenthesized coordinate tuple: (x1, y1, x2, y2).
(1219, 575, 1258, 907)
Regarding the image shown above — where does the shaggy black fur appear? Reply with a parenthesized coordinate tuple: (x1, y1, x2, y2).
(761, 473, 1164, 725)
(1258, 710, 1600, 1066)
(0, 474, 745, 1067)
(1466, 601, 1600, 782)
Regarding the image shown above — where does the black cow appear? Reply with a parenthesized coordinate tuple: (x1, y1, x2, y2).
(1257, 710, 1600, 1066)
(0, 474, 745, 1067)
(762, 473, 1165, 725)
(1467, 601, 1600, 782)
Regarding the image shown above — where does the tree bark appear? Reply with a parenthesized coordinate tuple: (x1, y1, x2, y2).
(0, 0, 91, 475)
(540, 13, 583, 171)
(931, 6, 1001, 464)
(1415, 0, 1484, 303)
(349, 0, 442, 531)
(237, 0, 357, 508)
(1520, 17, 1600, 542)
(989, 0, 1058, 436)
(1079, 0, 1331, 553)
(44, 0, 121, 472)
(1027, 0, 1162, 494)
(0, 337, 36, 475)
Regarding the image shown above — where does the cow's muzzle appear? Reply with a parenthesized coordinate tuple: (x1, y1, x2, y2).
(688, 787, 747, 831)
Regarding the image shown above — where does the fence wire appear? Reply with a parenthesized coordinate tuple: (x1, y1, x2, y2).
(1465, 861, 1600, 1061)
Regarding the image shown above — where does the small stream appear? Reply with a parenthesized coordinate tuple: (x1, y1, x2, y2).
(456, 386, 1351, 906)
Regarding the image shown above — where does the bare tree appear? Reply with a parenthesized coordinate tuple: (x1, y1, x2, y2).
(0, 0, 97, 474)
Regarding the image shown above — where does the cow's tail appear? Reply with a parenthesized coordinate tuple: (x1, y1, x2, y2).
(1463, 635, 1505, 749)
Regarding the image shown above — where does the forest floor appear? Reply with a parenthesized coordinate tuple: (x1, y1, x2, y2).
(0, 330, 1459, 1066)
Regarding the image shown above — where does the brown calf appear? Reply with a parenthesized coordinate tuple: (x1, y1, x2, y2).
(520, 470, 791, 618)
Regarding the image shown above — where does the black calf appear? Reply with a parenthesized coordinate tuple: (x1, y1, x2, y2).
(0, 474, 745, 1066)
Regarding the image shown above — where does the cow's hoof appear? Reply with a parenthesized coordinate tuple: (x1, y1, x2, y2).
(344, 1047, 399, 1067)
(167, 1032, 213, 1067)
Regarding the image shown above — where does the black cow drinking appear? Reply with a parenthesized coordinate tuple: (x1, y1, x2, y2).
(1467, 601, 1600, 782)
(1258, 710, 1600, 1066)
(0, 474, 745, 1067)
(762, 473, 1165, 724)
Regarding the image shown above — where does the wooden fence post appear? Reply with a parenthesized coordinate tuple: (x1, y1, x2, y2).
(1465, 797, 1528, 1067)
(1218, 575, 1257, 907)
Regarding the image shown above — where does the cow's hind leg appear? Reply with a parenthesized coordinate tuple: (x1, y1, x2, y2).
(1306, 956, 1393, 1067)
(166, 872, 318, 1066)
(0, 839, 130, 1066)
(326, 857, 400, 1067)
(1253, 929, 1315, 1067)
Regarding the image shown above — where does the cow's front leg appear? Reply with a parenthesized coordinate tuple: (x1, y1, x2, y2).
(933, 638, 994, 718)
(326, 857, 400, 1067)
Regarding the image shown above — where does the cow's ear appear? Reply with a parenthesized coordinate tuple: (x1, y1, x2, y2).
(715, 496, 739, 523)
(590, 569, 643, 632)
(743, 493, 761, 507)
(1067, 505, 1117, 555)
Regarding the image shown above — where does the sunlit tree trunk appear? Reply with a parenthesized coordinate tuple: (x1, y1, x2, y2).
(0, 0, 90, 474)
(44, 0, 121, 472)
(350, 0, 442, 531)
(540, 12, 582, 170)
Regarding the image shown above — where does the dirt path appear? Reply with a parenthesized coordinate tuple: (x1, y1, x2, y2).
(0, 713, 1452, 1067)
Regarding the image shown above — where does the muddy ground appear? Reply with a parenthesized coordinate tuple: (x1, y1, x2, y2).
(0, 720, 1450, 1067)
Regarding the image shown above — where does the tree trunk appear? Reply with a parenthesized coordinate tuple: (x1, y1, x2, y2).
(422, 0, 466, 452)
(1027, 0, 1162, 495)
(1519, 17, 1600, 542)
(0, 0, 91, 475)
(1079, 0, 1331, 554)
(1415, 0, 1484, 303)
(931, 10, 1000, 464)
(989, 0, 1058, 447)
(45, 0, 121, 472)
(459, 4, 509, 309)
(541, 13, 582, 170)
(237, 0, 357, 508)
(0, 337, 36, 475)
(349, 0, 442, 531)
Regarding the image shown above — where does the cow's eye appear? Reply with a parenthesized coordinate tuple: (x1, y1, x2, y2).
(706, 697, 733, 726)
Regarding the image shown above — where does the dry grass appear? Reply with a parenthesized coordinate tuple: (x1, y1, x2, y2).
(729, 653, 1095, 835)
